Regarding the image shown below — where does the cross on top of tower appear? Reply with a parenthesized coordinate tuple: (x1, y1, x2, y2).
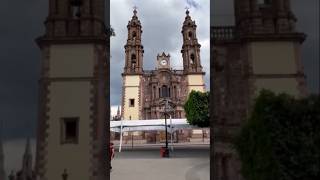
(185, 6, 190, 15)
(133, 6, 138, 16)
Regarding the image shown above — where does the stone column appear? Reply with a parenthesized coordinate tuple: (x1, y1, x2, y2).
(215, 153, 223, 180)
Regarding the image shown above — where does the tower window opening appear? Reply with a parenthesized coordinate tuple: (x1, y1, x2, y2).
(71, 6, 80, 18)
(190, 54, 195, 64)
(61, 117, 79, 144)
(70, 0, 82, 18)
(188, 31, 193, 39)
(132, 31, 137, 40)
(131, 54, 137, 62)
(131, 54, 137, 70)
(129, 99, 135, 107)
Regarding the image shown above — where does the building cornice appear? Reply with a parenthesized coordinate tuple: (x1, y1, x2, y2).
(36, 36, 108, 48)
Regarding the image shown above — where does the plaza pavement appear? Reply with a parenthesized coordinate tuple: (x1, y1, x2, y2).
(110, 143, 210, 180)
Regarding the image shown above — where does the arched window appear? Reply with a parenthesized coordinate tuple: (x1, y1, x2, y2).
(188, 31, 193, 39)
(190, 54, 195, 64)
(71, 7, 79, 18)
(153, 86, 156, 99)
(132, 31, 137, 40)
(131, 54, 136, 62)
(131, 54, 136, 70)
(161, 85, 168, 98)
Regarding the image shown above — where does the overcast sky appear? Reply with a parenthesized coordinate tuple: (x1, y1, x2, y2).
(0, 0, 318, 175)
(110, 0, 210, 108)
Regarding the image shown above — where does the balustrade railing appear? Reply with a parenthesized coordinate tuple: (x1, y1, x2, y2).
(212, 26, 237, 41)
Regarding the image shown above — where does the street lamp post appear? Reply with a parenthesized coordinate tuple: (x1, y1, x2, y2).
(162, 99, 172, 157)
(164, 107, 168, 150)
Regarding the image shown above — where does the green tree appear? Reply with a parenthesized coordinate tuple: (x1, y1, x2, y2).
(184, 90, 209, 127)
(234, 89, 320, 180)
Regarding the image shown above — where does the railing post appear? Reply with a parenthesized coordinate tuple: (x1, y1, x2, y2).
(212, 26, 236, 41)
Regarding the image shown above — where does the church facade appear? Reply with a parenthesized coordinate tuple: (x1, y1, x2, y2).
(121, 9, 206, 121)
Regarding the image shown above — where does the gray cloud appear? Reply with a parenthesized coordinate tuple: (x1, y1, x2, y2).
(0, 0, 48, 140)
(187, 0, 201, 9)
(291, 0, 319, 94)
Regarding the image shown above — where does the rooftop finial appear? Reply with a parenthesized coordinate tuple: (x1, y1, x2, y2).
(133, 6, 138, 16)
(185, 6, 190, 15)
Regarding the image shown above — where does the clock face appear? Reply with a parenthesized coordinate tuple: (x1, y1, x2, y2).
(160, 59, 167, 66)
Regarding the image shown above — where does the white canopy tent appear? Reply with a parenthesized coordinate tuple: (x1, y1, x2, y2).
(110, 118, 196, 152)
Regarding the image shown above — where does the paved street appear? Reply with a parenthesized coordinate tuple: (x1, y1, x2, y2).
(111, 144, 210, 180)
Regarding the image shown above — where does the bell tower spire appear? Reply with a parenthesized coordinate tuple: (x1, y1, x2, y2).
(39, 0, 106, 41)
(123, 7, 144, 74)
(234, 0, 301, 35)
(21, 138, 33, 180)
(181, 9, 203, 74)
(181, 9, 205, 93)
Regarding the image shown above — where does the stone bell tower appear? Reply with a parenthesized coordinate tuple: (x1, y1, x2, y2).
(212, 0, 308, 179)
(35, 0, 108, 179)
(181, 9, 205, 93)
(234, 0, 308, 98)
(121, 8, 144, 120)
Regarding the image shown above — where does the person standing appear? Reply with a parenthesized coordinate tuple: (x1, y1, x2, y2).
(110, 142, 115, 171)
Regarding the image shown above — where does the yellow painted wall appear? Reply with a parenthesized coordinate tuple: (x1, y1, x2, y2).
(254, 78, 299, 97)
(249, 41, 301, 97)
(46, 82, 92, 180)
(250, 42, 297, 74)
(187, 74, 205, 94)
(123, 75, 141, 120)
(50, 44, 94, 77)
(44, 44, 95, 180)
